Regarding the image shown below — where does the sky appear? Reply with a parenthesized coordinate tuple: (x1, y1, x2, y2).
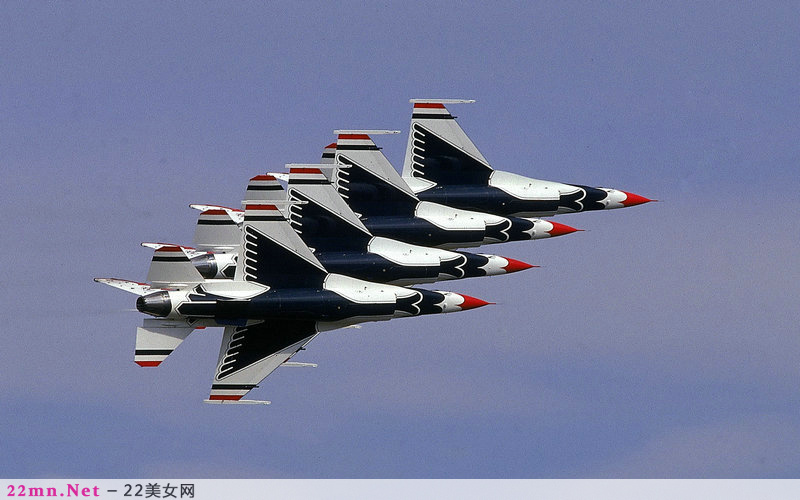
(2, 1, 799, 478)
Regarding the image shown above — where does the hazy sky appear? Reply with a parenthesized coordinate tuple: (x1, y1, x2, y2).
(2, 2, 799, 477)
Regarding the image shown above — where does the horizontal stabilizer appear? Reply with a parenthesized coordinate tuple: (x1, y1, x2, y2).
(93, 278, 155, 296)
(134, 318, 195, 367)
(281, 361, 318, 367)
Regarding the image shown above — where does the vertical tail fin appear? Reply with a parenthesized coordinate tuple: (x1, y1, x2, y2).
(233, 202, 328, 288)
(286, 164, 372, 251)
(189, 205, 243, 253)
(402, 99, 494, 187)
(244, 174, 286, 203)
(320, 143, 337, 164)
(144, 244, 205, 288)
(333, 130, 419, 217)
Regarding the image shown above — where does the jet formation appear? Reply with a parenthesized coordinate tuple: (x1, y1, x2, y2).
(96, 99, 652, 404)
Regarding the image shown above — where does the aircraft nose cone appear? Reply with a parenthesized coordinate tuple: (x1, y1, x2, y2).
(620, 191, 653, 207)
(457, 294, 493, 310)
(501, 257, 536, 273)
(547, 221, 581, 237)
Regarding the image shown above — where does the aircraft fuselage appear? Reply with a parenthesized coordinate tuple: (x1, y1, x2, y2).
(135, 275, 484, 326)
(412, 183, 617, 218)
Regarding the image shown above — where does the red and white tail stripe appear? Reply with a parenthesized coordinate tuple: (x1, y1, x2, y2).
(208, 385, 253, 401)
(411, 102, 451, 118)
(190, 204, 244, 221)
(146, 243, 205, 286)
(335, 129, 399, 151)
(142, 242, 206, 260)
(321, 142, 336, 164)
(190, 205, 243, 252)
(243, 203, 285, 220)
(410, 99, 474, 119)
(135, 352, 169, 367)
(151, 244, 190, 261)
(199, 208, 240, 226)
(286, 164, 333, 184)
(336, 133, 377, 150)
(245, 174, 285, 202)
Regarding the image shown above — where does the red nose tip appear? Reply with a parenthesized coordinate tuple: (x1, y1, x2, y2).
(620, 191, 653, 207)
(458, 294, 493, 310)
(547, 221, 581, 237)
(502, 257, 536, 273)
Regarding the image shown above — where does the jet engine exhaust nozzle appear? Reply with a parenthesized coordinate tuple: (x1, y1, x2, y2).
(136, 291, 172, 318)
(191, 253, 219, 279)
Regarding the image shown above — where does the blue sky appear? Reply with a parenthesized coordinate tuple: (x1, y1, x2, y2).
(2, 2, 799, 477)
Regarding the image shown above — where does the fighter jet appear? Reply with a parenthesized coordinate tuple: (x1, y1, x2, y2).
(184, 170, 536, 284)
(329, 130, 580, 249)
(285, 165, 536, 284)
(174, 174, 292, 280)
(400, 99, 653, 217)
(95, 202, 489, 403)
